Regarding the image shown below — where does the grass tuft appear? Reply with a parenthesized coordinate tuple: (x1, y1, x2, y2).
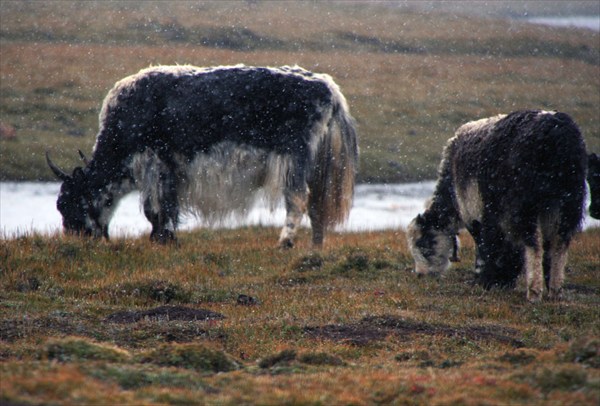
(290, 254, 324, 273)
(43, 337, 130, 363)
(138, 343, 239, 373)
(297, 352, 346, 367)
(111, 280, 192, 304)
(563, 337, 600, 368)
(258, 349, 297, 369)
(534, 367, 589, 394)
(498, 350, 537, 366)
(86, 364, 211, 391)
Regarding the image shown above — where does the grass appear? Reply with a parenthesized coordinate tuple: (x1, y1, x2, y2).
(1, 227, 599, 405)
(0, 1, 599, 182)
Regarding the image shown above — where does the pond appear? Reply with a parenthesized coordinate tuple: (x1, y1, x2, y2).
(525, 16, 600, 31)
(1, 181, 598, 239)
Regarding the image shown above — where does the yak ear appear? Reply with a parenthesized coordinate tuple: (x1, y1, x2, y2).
(415, 213, 424, 225)
(46, 151, 71, 181)
(78, 150, 89, 166)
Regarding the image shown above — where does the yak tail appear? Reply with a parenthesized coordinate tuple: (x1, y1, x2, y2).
(308, 96, 358, 241)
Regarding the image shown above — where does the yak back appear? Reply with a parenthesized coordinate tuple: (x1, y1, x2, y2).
(451, 110, 587, 238)
(90, 66, 334, 180)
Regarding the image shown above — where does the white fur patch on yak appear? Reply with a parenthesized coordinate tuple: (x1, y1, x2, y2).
(456, 180, 483, 226)
(131, 143, 289, 225)
(454, 114, 506, 137)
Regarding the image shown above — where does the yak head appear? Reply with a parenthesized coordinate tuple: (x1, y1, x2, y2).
(46, 151, 110, 239)
(406, 213, 457, 276)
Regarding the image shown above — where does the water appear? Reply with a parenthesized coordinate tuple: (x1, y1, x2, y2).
(525, 16, 600, 31)
(1, 181, 598, 239)
(1, 182, 437, 238)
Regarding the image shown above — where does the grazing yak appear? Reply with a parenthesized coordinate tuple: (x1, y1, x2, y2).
(47, 65, 358, 248)
(407, 110, 587, 302)
(588, 152, 600, 219)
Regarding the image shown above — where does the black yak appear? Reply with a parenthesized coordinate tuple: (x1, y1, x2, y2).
(588, 152, 600, 219)
(47, 65, 358, 248)
(407, 110, 587, 302)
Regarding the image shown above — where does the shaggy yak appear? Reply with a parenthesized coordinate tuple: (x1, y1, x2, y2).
(407, 110, 587, 302)
(587, 152, 600, 219)
(47, 65, 358, 248)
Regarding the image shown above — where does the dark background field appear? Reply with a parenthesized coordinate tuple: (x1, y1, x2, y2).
(1, 0, 598, 182)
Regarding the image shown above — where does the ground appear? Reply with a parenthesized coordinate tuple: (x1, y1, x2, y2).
(1, 227, 598, 404)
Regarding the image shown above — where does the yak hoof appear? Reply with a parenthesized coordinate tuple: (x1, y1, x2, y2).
(527, 288, 543, 303)
(150, 229, 177, 245)
(278, 238, 295, 249)
(548, 288, 564, 301)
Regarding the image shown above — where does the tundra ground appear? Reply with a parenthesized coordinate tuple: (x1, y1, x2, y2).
(1, 227, 598, 405)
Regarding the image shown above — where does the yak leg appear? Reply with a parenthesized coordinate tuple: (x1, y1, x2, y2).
(544, 237, 569, 301)
(524, 227, 544, 303)
(144, 200, 177, 244)
(278, 156, 309, 249)
(307, 202, 325, 249)
(143, 198, 160, 236)
(475, 221, 522, 289)
(543, 241, 552, 291)
(143, 173, 179, 244)
(278, 186, 308, 249)
(468, 221, 484, 274)
(542, 199, 579, 300)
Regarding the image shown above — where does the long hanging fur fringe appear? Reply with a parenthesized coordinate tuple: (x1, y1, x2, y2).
(308, 99, 358, 229)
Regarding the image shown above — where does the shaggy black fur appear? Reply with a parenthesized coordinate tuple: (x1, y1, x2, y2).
(588, 153, 600, 219)
(47, 65, 358, 245)
(90, 66, 333, 189)
(429, 110, 587, 289)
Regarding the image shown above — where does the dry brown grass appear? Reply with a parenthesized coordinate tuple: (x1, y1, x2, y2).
(1, 226, 599, 405)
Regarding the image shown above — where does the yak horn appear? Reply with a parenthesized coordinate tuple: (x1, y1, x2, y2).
(78, 150, 89, 166)
(46, 151, 71, 181)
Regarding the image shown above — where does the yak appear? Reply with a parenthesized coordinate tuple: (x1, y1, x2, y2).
(47, 65, 358, 248)
(407, 110, 587, 302)
(588, 152, 600, 219)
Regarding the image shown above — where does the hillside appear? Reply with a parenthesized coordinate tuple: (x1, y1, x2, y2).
(0, 1, 599, 182)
